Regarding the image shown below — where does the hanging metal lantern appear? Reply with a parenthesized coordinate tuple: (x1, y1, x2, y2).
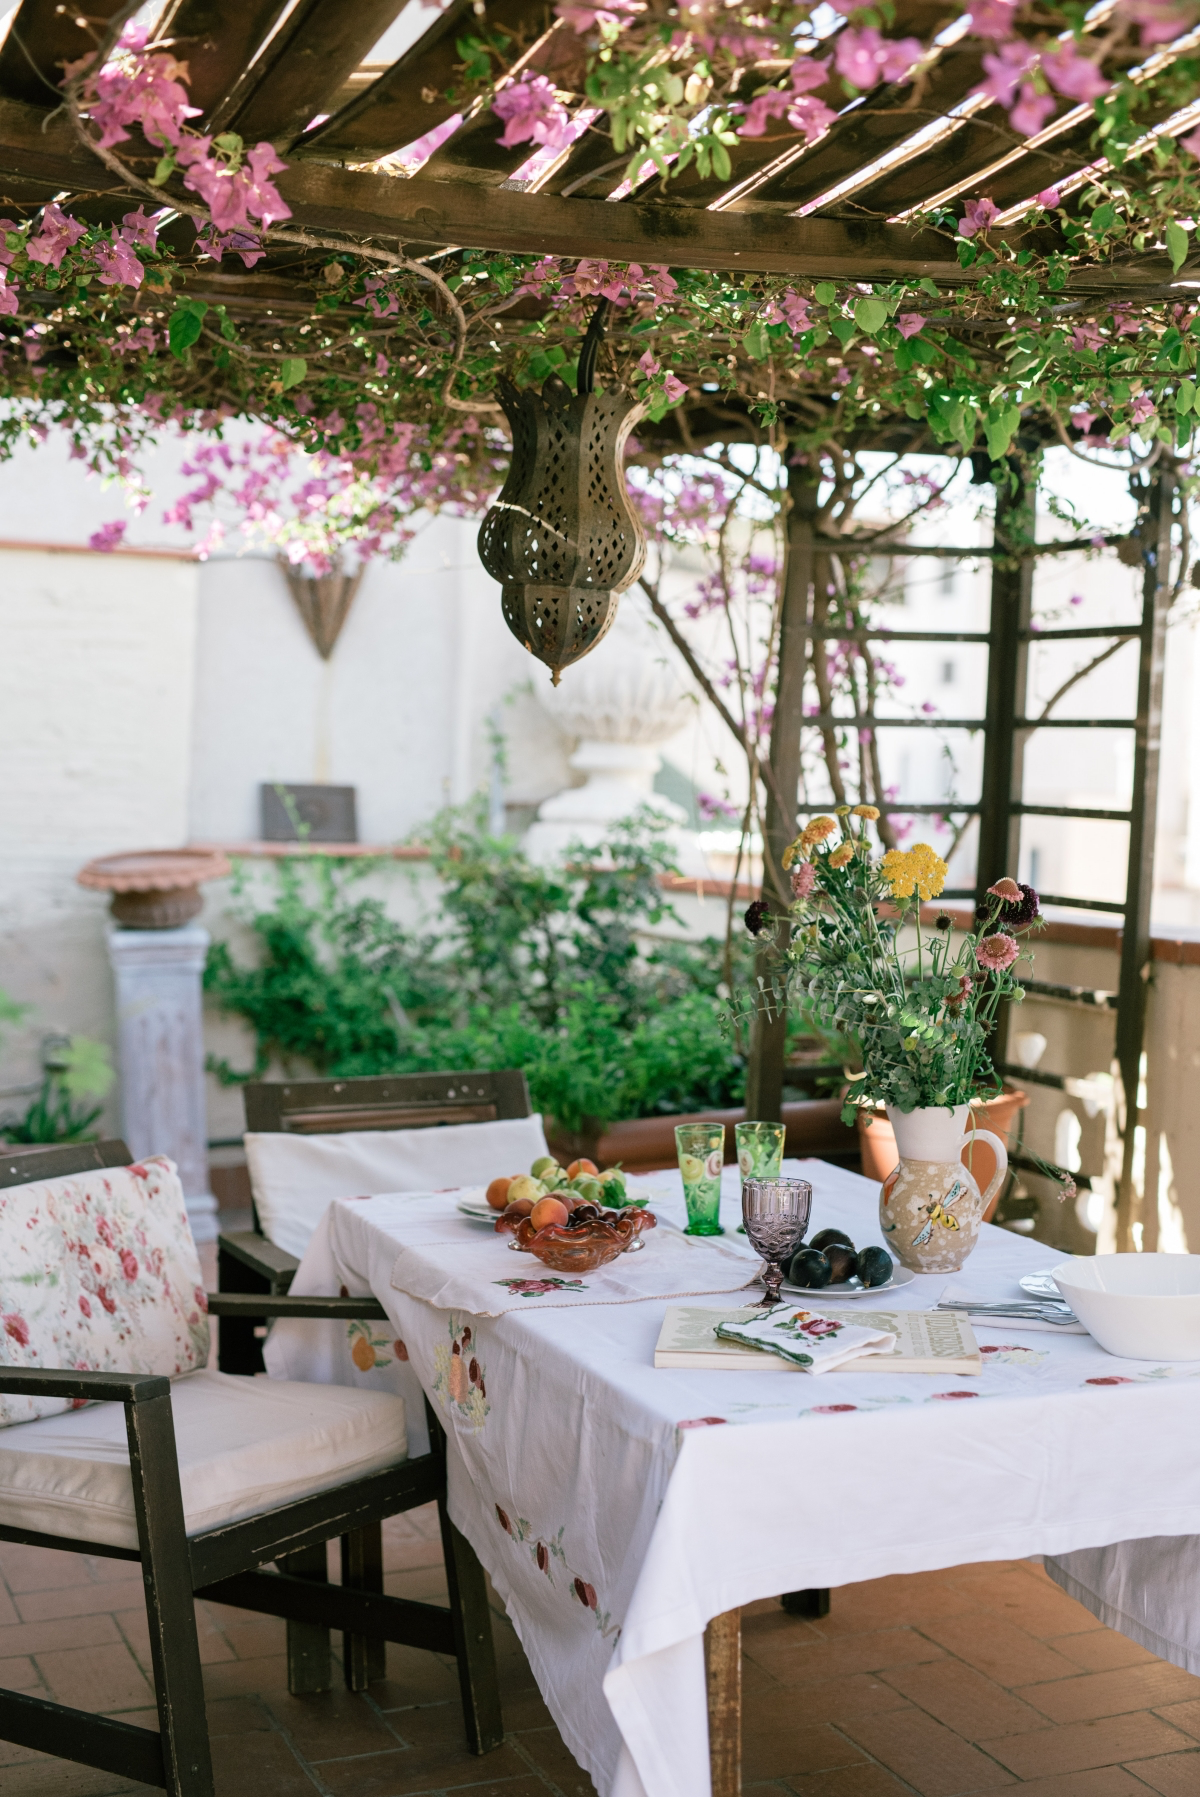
(478, 302, 647, 684)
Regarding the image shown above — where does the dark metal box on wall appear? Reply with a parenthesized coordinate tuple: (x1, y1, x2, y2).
(260, 783, 358, 843)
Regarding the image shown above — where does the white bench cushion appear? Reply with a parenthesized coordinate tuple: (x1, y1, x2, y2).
(0, 1368, 406, 1551)
(245, 1112, 550, 1258)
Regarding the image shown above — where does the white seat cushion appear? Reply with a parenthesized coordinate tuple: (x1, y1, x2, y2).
(0, 1368, 406, 1551)
(245, 1113, 550, 1258)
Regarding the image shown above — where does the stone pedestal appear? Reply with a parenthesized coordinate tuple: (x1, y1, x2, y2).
(107, 926, 218, 1243)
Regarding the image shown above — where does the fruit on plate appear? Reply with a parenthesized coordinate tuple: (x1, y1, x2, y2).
(530, 1156, 560, 1181)
(486, 1176, 515, 1211)
(506, 1174, 544, 1205)
(530, 1195, 570, 1231)
(824, 1243, 859, 1284)
(788, 1248, 832, 1288)
(857, 1245, 893, 1287)
(567, 1157, 598, 1178)
(810, 1227, 854, 1254)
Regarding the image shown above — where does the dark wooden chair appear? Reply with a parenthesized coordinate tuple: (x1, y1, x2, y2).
(0, 1140, 503, 1797)
(216, 1071, 531, 1699)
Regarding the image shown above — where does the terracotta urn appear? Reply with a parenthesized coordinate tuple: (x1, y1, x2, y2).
(857, 1080, 1029, 1221)
(878, 1104, 1009, 1273)
(78, 848, 231, 929)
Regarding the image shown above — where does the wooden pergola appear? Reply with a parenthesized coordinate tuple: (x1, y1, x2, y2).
(0, 0, 1189, 295)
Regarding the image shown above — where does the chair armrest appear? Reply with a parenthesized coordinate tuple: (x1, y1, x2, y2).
(0, 1368, 170, 1404)
(207, 1293, 389, 1321)
(218, 1230, 300, 1291)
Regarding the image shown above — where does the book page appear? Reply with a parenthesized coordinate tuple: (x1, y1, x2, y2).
(657, 1306, 766, 1358)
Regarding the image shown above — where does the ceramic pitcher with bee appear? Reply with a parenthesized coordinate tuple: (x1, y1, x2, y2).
(878, 1104, 1009, 1273)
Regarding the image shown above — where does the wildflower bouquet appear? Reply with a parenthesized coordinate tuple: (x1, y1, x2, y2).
(775, 808, 1041, 1122)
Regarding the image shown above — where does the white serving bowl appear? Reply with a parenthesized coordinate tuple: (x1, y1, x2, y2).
(1052, 1254, 1200, 1361)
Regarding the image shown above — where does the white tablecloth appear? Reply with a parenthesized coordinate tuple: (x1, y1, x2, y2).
(263, 1161, 1200, 1797)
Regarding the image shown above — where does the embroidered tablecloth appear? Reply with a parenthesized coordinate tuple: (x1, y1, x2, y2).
(263, 1161, 1200, 1797)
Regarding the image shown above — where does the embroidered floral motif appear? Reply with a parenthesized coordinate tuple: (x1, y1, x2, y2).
(494, 1276, 588, 1296)
(493, 1504, 617, 1635)
(432, 1319, 490, 1431)
(776, 1309, 845, 1341)
(980, 1344, 1047, 1366)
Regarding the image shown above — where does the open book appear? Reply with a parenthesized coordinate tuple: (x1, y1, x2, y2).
(654, 1305, 981, 1374)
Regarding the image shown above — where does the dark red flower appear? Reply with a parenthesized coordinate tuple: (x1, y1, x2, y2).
(119, 1248, 138, 1281)
(744, 899, 770, 937)
(393, 1339, 408, 1360)
(574, 1577, 598, 1609)
(536, 1542, 549, 1573)
(496, 1505, 512, 1533)
(468, 1358, 480, 1385)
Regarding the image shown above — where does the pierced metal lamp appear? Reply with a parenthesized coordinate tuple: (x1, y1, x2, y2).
(478, 301, 647, 683)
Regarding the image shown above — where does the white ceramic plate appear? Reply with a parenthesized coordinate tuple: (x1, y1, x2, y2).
(457, 1183, 656, 1224)
(781, 1262, 915, 1300)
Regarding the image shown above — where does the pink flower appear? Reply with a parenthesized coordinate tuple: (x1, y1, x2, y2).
(89, 521, 127, 552)
(119, 1248, 138, 1281)
(493, 74, 574, 152)
(791, 861, 817, 899)
(25, 202, 85, 268)
(976, 933, 1020, 971)
(120, 207, 159, 248)
(2, 1313, 29, 1346)
(835, 28, 923, 89)
(979, 41, 1036, 107)
(1036, 186, 1061, 207)
(638, 349, 660, 377)
(78, 1295, 91, 1318)
(1180, 124, 1200, 159)
(896, 312, 926, 338)
(662, 371, 687, 403)
(1009, 85, 1056, 136)
(677, 1416, 727, 1428)
(969, 0, 1020, 37)
(90, 230, 144, 287)
(778, 289, 812, 332)
(987, 877, 1022, 900)
(1071, 320, 1104, 351)
(958, 196, 999, 238)
(1041, 43, 1110, 102)
(555, 0, 642, 31)
(0, 278, 18, 318)
(1118, 0, 1200, 44)
(1130, 393, 1156, 423)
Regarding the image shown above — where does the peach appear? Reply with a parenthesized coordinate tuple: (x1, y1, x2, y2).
(502, 1197, 535, 1220)
(530, 1196, 570, 1231)
(486, 1176, 515, 1211)
(567, 1157, 599, 1178)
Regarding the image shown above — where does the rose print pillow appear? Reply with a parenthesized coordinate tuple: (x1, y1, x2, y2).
(0, 1156, 210, 1426)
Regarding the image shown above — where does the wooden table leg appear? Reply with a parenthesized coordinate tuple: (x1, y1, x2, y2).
(705, 1607, 741, 1797)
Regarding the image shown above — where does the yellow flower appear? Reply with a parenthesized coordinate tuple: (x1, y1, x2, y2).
(828, 840, 855, 869)
(852, 804, 880, 820)
(781, 836, 807, 871)
(834, 805, 852, 817)
(801, 815, 837, 846)
(881, 843, 948, 902)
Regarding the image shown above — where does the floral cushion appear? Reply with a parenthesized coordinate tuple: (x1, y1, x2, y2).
(0, 1156, 210, 1427)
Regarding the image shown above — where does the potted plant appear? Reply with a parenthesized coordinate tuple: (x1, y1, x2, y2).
(776, 807, 1055, 1271)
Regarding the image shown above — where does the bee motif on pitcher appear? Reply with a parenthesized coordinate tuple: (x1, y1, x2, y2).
(911, 1179, 969, 1248)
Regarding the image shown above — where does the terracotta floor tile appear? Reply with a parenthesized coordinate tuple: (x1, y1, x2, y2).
(0, 1612, 123, 1657)
(1013, 1662, 1200, 1725)
(1121, 1749, 1200, 1795)
(917, 1613, 1083, 1687)
(1153, 1698, 1200, 1742)
(212, 1614, 288, 1660)
(0, 1652, 41, 1690)
(315, 1740, 534, 1795)
(0, 1541, 85, 1592)
(1048, 1631, 1161, 1673)
(211, 1728, 318, 1797)
(953, 1568, 1107, 1640)
(805, 1582, 982, 1640)
(117, 1602, 236, 1669)
(201, 1652, 290, 1700)
(205, 1694, 278, 1735)
(980, 1713, 1193, 1778)
(762, 1673, 916, 1726)
(981, 1770, 1151, 1797)
(34, 1639, 153, 1712)
(780, 1769, 930, 1797)
(372, 1644, 463, 1708)
(744, 1718, 868, 1780)
(0, 1761, 146, 1796)
(748, 1626, 948, 1685)
(881, 1658, 1049, 1742)
(14, 1577, 146, 1623)
(264, 1684, 407, 1756)
(507, 1723, 599, 1793)
(839, 1706, 1018, 1795)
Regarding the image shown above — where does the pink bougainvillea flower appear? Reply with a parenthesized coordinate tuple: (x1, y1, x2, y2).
(1179, 123, 1200, 158)
(976, 933, 1020, 971)
(661, 370, 687, 403)
(196, 223, 264, 267)
(979, 41, 1036, 106)
(0, 278, 18, 318)
(1130, 393, 1156, 423)
(1036, 186, 1061, 207)
(90, 230, 144, 287)
(89, 520, 128, 552)
(969, 0, 1020, 37)
(1118, 0, 1200, 42)
(555, 0, 642, 31)
(493, 74, 574, 152)
(120, 207, 159, 248)
(25, 201, 86, 268)
(1009, 85, 1056, 136)
(638, 349, 660, 377)
(835, 28, 924, 89)
(896, 312, 926, 338)
(957, 196, 999, 237)
(1071, 319, 1104, 351)
(1041, 43, 1111, 102)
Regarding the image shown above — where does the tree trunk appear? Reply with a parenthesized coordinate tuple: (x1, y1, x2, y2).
(743, 461, 819, 1121)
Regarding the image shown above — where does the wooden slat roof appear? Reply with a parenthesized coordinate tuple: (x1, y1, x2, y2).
(0, 0, 1190, 293)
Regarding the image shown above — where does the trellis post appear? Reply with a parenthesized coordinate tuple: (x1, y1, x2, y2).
(744, 461, 819, 1122)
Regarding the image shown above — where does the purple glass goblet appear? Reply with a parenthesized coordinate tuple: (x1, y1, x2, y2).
(742, 1177, 813, 1308)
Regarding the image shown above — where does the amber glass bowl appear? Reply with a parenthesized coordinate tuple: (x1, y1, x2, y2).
(511, 1210, 655, 1274)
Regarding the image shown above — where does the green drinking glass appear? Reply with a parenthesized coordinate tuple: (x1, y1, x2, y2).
(734, 1121, 785, 1233)
(675, 1122, 726, 1236)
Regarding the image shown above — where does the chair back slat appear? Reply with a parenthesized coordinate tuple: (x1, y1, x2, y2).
(244, 1071, 530, 1135)
(0, 1139, 132, 1191)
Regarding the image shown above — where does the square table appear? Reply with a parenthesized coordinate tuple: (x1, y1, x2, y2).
(263, 1160, 1200, 1797)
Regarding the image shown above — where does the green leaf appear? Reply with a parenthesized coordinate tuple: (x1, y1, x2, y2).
(743, 319, 770, 360)
(57, 1036, 114, 1101)
(1167, 218, 1190, 273)
(1179, 377, 1197, 415)
(854, 297, 888, 335)
(814, 282, 836, 306)
(167, 301, 207, 359)
(279, 357, 307, 390)
(151, 153, 176, 186)
(830, 317, 856, 346)
(983, 402, 1021, 461)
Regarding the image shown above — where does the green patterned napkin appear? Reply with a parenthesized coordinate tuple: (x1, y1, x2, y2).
(716, 1304, 897, 1373)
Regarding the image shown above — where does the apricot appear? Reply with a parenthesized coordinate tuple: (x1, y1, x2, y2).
(567, 1157, 598, 1178)
(486, 1176, 515, 1211)
(530, 1195, 570, 1231)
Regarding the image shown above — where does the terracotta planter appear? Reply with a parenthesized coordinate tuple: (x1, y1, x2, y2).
(857, 1082, 1030, 1222)
(78, 848, 231, 930)
(547, 1099, 856, 1174)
